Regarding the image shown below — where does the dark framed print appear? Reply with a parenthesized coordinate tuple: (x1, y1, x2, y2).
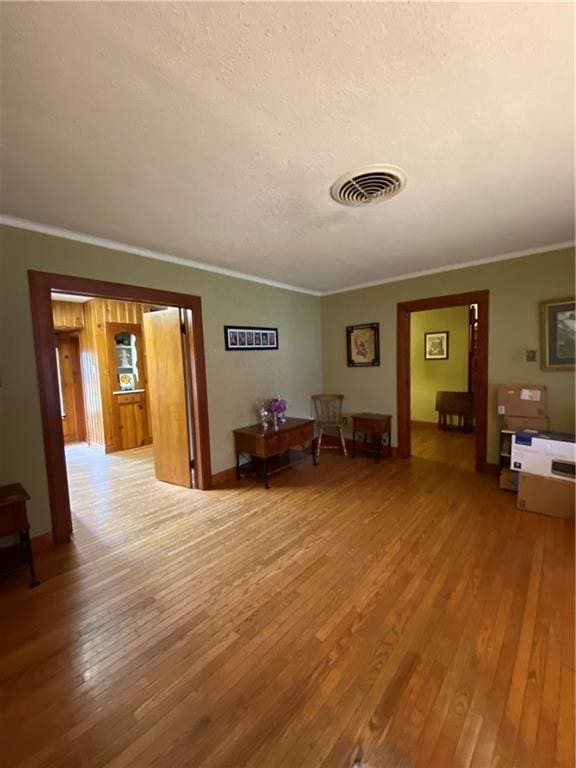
(424, 331, 449, 360)
(540, 297, 575, 371)
(346, 323, 380, 367)
(224, 325, 279, 351)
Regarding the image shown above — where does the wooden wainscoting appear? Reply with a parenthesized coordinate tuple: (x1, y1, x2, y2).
(52, 300, 85, 331)
(81, 299, 152, 452)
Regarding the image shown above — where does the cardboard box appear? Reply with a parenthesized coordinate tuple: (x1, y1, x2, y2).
(511, 431, 576, 480)
(517, 473, 575, 519)
(499, 468, 519, 492)
(503, 415, 549, 432)
(497, 385, 547, 418)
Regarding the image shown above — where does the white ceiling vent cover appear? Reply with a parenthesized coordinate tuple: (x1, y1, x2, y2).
(330, 164, 407, 207)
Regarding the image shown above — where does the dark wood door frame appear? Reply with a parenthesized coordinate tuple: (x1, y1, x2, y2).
(29, 271, 213, 545)
(397, 289, 489, 472)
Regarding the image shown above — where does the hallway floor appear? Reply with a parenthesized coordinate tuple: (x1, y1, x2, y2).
(411, 422, 476, 471)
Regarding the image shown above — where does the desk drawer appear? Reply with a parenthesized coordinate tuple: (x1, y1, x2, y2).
(116, 393, 144, 405)
(264, 425, 313, 455)
(353, 416, 390, 434)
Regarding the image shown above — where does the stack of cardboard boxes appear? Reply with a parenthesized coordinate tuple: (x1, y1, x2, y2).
(497, 384, 549, 431)
(497, 384, 575, 519)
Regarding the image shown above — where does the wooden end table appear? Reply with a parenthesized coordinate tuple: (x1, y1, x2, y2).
(0, 483, 39, 587)
(352, 413, 392, 463)
(233, 418, 317, 489)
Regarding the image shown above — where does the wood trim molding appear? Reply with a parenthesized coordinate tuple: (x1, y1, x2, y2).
(212, 439, 400, 487)
(397, 289, 490, 473)
(212, 466, 238, 488)
(184, 308, 212, 490)
(28, 271, 213, 545)
(31, 531, 55, 554)
(0, 531, 54, 577)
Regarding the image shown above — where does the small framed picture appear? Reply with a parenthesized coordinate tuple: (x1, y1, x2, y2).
(425, 331, 449, 360)
(119, 373, 135, 391)
(540, 297, 575, 371)
(224, 326, 279, 351)
(346, 323, 380, 367)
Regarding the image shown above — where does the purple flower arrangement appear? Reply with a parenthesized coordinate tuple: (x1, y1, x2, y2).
(267, 398, 287, 415)
(266, 398, 287, 428)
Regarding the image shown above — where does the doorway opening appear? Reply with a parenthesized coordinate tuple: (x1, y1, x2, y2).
(396, 290, 489, 472)
(29, 272, 212, 546)
(409, 304, 476, 470)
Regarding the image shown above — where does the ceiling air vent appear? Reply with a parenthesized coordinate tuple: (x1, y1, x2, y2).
(330, 164, 407, 207)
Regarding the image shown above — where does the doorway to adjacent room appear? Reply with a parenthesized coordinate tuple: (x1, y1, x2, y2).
(29, 272, 212, 546)
(409, 304, 476, 470)
(396, 290, 489, 472)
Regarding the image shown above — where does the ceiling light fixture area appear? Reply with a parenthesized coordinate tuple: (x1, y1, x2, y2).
(330, 164, 407, 207)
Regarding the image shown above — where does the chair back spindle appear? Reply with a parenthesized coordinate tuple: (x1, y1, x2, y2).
(311, 394, 347, 457)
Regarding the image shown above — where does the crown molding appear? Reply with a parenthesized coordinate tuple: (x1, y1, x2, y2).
(0, 215, 321, 297)
(321, 241, 575, 296)
(1, 214, 572, 298)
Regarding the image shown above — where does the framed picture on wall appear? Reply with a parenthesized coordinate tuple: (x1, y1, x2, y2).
(224, 325, 279, 351)
(424, 331, 449, 360)
(346, 323, 380, 367)
(540, 297, 575, 371)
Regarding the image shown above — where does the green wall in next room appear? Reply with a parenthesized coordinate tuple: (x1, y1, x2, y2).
(321, 247, 575, 465)
(410, 306, 470, 423)
(0, 225, 322, 537)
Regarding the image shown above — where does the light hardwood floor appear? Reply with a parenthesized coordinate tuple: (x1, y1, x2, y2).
(0, 444, 573, 768)
(411, 423, 476, 471)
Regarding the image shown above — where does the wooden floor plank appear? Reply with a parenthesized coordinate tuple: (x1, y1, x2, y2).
(0, 439, 573, 768)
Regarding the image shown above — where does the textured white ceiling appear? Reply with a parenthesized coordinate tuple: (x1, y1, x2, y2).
(1, 2, 574, 293)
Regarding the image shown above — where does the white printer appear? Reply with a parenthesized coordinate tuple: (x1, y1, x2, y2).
(511, 431, 575, 481)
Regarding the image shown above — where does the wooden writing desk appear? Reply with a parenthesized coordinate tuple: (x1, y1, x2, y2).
(233, 417, 317, 488)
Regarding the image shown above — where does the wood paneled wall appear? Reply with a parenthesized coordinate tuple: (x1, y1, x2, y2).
(52, 299, 151, 451)
(52, 301, 85, 330)
(55, 334, 86, 443)
(81, 299, 151, 452)
(79, 301, 106, 449)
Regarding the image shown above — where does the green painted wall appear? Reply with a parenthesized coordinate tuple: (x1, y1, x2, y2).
(2, 223, 574, 540)
(410, 306, 469, 422)
(0, 225, 322, 536)
(322, 247, 575, 463)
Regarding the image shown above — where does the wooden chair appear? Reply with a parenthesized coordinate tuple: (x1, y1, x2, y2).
(311, 394, 348, 458)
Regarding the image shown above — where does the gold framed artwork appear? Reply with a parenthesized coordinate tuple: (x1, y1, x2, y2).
(540, 297, 575, 371)
(424, 331, 449, 360)
(346, 323, 380, 367)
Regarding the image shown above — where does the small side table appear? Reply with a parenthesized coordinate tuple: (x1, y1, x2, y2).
(352, 413, 392, 463)
(0, 483, 39, 588)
